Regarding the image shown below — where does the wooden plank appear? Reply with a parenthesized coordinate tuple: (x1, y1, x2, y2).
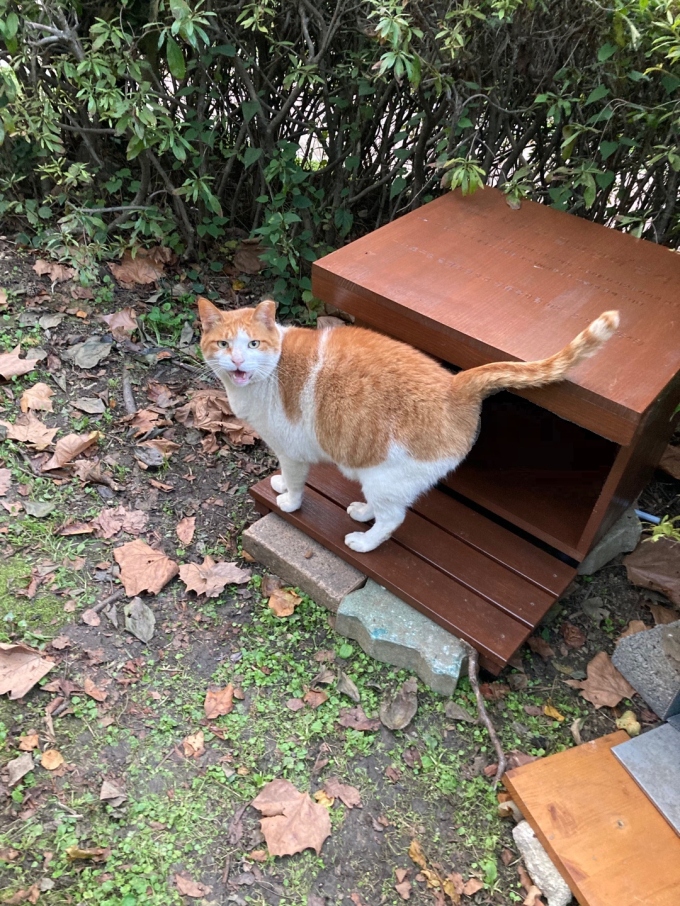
(504, 732, 680, 906)
(250, 477, 529, 672)
(313, 188, 680, 443)
(306, 465, 573, 596)
(304, 465, 561, 625)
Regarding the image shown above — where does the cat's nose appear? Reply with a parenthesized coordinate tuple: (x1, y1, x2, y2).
(232, 351, 245, 366)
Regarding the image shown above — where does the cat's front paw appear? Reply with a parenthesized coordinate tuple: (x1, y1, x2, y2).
(344, 530, 380, 553)
(276, 492, 302, 513)
(270, 474, 287, 494)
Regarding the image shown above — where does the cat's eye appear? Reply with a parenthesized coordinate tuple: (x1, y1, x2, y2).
(248, 340, 260, 348)
(218, 340, 229, 348)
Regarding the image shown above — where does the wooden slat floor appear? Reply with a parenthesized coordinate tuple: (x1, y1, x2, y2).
(250, 464, 575, 673)
(504, 732, 680, 906)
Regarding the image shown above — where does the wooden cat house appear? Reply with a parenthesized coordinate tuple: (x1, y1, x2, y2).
(250, 187, 680, 674)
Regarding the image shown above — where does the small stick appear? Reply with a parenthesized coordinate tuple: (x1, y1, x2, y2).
(461, 641, 507, 788)
(121, 366, 137, 415)
(93, 588, 125, 614)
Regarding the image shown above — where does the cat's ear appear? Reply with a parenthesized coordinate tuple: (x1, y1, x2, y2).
(253, 298, 277, 329)
(198, 296, 223, 332)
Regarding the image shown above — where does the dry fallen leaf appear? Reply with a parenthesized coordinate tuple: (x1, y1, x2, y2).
(380, 678, 418, 730)
(81, 608, 101, 627)
(234, 238, 267, 274)
(100, 780, 126, 807)
(147, 381, 175, 408)
(176, 516, 196, 546)
(527, 636, 555, 660)
(182, 730, 205, 758)
(19, 733, 39, 751)
(179, 555, 250, 597)
(408, 840, 428, 871)
(565, 651, 636, 709)
(0, 413, 57, 450)
(33, 259, 74, 282)
(324, 777, 362, 809)
(617, 619, 647, 641)
(175, 389, 258, 447)
(624, 537, 680, 606)
(337, 706, 380, 731)
(8, 752, 34, 787)
(0, 642, 54, 699)
(65, 845, 109, 862)
(114, 539, 179, 596)
(648, 602, 678, 625)
(83, 677, 107, 702)
(0, 468, 10, 497)
(543, 703, 565, 722)
(42, 431, 101, 470)
(251, 778, 331, 857)
(303, 689, 328, 709)
(92, 506, 148, 539)
(41, 749, 64, 771)
(561, 622, 586, 649)
(100, 307, 138, 339)
(204, 684, 234, 719)
(174, 873, 212, 898)
(659, 444, 680, 480)
(20, 382, 54, 413)
(109, 248, 171, 286)
(268, 586, 302, 617)
(0, 346, 38, 380)
(314, 789, 334, 808)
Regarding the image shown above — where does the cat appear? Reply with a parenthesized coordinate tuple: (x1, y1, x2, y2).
(199, 297, 619, 553)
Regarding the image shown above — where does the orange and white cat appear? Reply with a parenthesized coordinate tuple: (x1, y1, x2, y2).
(199, 298, 619, 553)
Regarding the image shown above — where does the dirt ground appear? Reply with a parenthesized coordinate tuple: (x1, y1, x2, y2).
(0, 247, 677, 906)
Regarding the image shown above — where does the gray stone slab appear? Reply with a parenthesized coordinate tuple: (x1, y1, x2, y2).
(577, 506, 641, 575)
(512, 820, 573, 906)
(613, 723, 680, 834)
(612, 621, 680, 720)
(336, 579, 467, 695)
(669, 713, 680, 732)
(242, 513, 366, 613)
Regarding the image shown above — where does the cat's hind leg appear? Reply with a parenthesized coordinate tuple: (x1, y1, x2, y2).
(347, 501, 374, 522)
(345, 496, 405, 552)
(274, 455, 309, 513)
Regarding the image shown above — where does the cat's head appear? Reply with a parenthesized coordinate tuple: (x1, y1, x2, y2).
(198, 297, 281, 386)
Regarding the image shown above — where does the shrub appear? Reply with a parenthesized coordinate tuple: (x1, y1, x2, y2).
(0, 0, 678, 316)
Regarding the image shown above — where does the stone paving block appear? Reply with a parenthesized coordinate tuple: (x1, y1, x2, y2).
(242, 513, 366, 613)
(612, 620, 680, 720)
(336, 580, 467, 695)
(513, 821, 573, 906)
(577, 506, 641, 575)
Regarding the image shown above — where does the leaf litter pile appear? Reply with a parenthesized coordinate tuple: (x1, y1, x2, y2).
(0, 251, 677, 906)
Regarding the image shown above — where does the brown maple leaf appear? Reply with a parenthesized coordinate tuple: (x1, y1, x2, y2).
(114, 540, 179, 596)
(268, 587, 302, 617)
(91, 506, 148, 539)
(100, 307, 138, 339)
(174, 873, 212, 898)
(42, 431, 101, 470)
(565, 651, 636, 709)
(204, 684, 234, 719)
(0, 468, 10, 497)
(176, 516, 196, 545)
(561, 622, 586, 649)
(0, 413, 57, 450)
(324, 777, 362, 809)
(0, 642, 54, 699)
(0, 346, 37, 380)
(337, 706, 380, 731)
(33, 259, 74, 282)
(526, 636, 555, 660)
(20, 382, 54, 413)
(179, 556, 250, 597)
(109, 248, 170, 286)
(251, 778, 331, 857)
(624, 537, 680, 606)
(182, 730, 205, 758)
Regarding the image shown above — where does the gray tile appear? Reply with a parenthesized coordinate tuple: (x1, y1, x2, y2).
(613, 723, 680, 834)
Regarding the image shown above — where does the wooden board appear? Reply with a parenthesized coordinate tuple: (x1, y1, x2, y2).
(250, 465, 575, 672)
(313, 187, 680, 446)
(504, 732, 680, 906)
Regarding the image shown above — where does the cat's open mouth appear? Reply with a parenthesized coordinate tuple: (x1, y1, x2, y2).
(231, 369, 251, 385)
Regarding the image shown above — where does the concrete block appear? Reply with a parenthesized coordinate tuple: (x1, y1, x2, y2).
(242, 513, 366, 613)
(577, 506, 641, 575)
(612, 620, 680, 720)
(336, 580, 467, 695)
(513, 821, 573, 906)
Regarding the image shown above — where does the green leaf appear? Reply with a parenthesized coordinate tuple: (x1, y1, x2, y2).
(242, 100, 260, 124)
(334, 208, 353, 237)
(599, 140, 618, 161)
(595, 170, 615, 190)
(390, 176, 407, 199)
(5, 12, 19, 40)
(215, 44, 236, 57)
(166, 36, 186, 80)
(292, 195, 312, 209)
(243, 146, 262, 168)
(597, 43, 617, 62)
(585, 85, 609, 105)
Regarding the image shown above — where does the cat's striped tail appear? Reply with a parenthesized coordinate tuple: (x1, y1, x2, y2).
(452, 310, 620, 400)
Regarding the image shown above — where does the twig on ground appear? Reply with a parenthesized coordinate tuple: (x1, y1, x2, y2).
(121, 366, 137, 415)
(93, 588, 125, 614)
(461, 640, 507, 787)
